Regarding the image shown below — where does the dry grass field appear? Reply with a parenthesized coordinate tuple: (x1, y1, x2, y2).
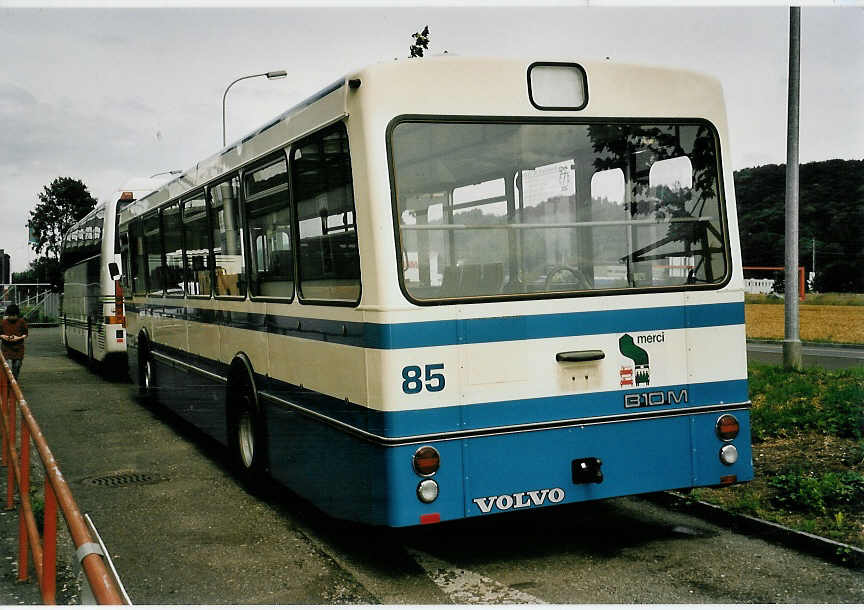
(746, 304, 864, 344)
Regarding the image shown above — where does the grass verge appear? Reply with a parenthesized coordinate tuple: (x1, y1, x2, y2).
(689, 363, 864, 555)
(745, 293, 864, 306)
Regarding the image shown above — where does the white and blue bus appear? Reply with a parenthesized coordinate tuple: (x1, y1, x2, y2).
(117, 57, 752, 527)
(61, 176, 173, 370)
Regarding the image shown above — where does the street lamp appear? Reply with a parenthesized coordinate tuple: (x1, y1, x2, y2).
(222, 70, 287, 147)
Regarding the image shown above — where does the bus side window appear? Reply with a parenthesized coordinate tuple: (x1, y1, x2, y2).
(243, 154, 294, 299)
(210, 176, 246, 298)
(181, 191, 211, 297)
(129, 220, 147, 296)
(142, 213, 164, 296)
(161, 203, 184, 296)
(291, 123, 360, 303)
(118, 230, 131, 291)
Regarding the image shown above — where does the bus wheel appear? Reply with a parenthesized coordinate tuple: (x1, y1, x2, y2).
(138, 357, 157, 402)
(64, 329, 74, 358)
(142, 359, 155, 396)
(137, 337, 156, 401)
(228, 384, 269, 490)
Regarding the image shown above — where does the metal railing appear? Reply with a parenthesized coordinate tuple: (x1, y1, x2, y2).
(0, 284, 59, 320)
(0, 352, 126, 604)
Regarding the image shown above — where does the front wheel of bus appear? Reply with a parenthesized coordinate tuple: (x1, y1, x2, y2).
(137, 336, 156, 402)
(142, 359, 155, 397)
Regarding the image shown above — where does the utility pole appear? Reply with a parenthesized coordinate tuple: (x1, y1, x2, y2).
(783, 6, 802, 370)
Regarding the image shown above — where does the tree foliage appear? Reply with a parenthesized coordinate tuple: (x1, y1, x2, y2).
(734, 159, 864, 293)
(29, 177, 97, 262)
(12, 256, 63, 291)
(409, 26, 430, 58)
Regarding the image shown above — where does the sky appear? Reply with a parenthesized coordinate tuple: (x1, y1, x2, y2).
(0, 3, 862, 273)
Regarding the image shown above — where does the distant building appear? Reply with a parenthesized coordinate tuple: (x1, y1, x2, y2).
(0, 250, 9, 284)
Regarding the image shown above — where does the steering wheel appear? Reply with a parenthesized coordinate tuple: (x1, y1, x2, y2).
(543, 265, 591, 291)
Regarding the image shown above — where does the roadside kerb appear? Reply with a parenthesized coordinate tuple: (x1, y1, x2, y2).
(747, 337, 864, 350)
(0, 352, 127, 604)
(747, 339, 864, 350)
(647, 491, 864, 570)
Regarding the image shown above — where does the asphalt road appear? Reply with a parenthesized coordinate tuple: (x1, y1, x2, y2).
(747, 341, 864, 369)
(1, 327, 861, 604)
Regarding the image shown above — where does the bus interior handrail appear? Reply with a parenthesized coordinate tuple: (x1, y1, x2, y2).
(399, 216, 715, 230)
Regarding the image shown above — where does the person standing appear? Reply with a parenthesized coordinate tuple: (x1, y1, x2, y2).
(1, 304, 28, 380)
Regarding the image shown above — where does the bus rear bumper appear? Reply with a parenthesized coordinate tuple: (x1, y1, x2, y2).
(383, 407, 753, 527)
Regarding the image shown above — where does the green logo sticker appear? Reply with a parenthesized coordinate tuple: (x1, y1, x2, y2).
(619, 333, 650, 387)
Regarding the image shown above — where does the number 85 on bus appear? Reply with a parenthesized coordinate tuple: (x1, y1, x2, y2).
(402, 364, 446, 394)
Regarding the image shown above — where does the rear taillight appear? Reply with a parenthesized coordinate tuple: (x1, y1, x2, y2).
(715, 414, 740, 441)
(412, 446, 440, 476)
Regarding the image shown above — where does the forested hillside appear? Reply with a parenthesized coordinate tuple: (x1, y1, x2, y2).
(734, 159, 864, 292)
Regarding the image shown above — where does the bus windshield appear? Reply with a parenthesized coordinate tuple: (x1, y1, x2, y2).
(390, 120, 728, 301)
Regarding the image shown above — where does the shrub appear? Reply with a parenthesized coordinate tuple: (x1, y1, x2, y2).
(769, 470, 864, 515)
(749, 364, 864, 441)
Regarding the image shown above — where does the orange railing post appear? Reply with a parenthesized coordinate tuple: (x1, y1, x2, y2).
(0, 352, 126, 605)
(0, 370, 6, 467)
(4, 377, 13, 511)
(43, 483, 57, 604)
(18, 421, 30, 583)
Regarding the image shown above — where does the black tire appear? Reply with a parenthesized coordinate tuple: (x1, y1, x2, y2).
(228, 383, 269, 490)
(137, 336, 156, 401)
(63, 322, 72, 358)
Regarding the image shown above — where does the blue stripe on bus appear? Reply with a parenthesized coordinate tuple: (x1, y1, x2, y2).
(143, 337, 748, 440)
(259, 372, 747, 438)
(127, 301, 744, 350)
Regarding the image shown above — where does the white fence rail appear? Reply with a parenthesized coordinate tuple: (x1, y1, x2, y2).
(744, 278, 777, 295)
(0, 284, 60, 320)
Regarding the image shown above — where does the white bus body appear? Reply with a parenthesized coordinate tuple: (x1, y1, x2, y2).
(118, 57, 752, 527)
(61, 177, 170, 366)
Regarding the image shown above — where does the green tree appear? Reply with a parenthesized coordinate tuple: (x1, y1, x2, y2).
(735, 160, 864, 293)
(29, 177, 97, 262)
(12, 256, 63, 289)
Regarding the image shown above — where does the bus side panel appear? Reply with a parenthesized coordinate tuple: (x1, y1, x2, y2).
(264, 400, 385, 525)
(157, 354, 228, 445)
(62, 263, 88, 355)
(127, 307, 228, 445)
(127, 313, 142, 386)
(85, 257, 103, 360)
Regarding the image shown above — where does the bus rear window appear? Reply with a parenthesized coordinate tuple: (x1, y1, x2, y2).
(390, 121, 728, 302)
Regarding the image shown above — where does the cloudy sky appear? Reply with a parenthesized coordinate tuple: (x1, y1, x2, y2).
(1, 3, 861, 272)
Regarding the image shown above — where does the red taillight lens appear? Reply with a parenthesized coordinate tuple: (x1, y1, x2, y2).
(716, 414, 740, 441)
(412, 446, 440, 476)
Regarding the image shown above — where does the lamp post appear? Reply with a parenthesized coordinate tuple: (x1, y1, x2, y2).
(222, 70, 287, 147)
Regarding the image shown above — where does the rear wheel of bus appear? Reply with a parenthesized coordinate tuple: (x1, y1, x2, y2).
(227, 368, 269, 492)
